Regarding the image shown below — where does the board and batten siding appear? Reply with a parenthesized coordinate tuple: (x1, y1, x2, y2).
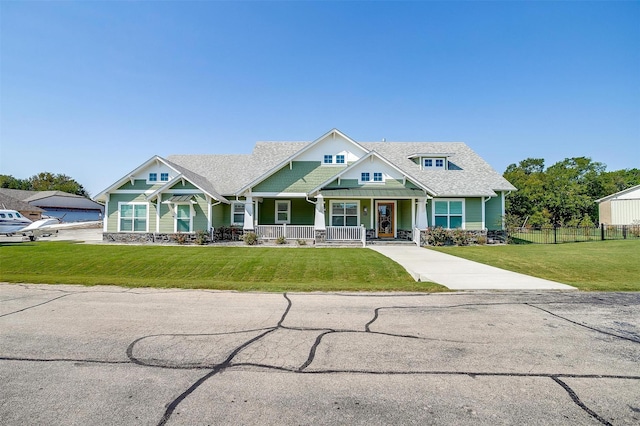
(611, 199, 640, 225)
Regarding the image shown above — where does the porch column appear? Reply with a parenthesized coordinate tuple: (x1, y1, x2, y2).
(314, 194, 326, 230)
(156, 196, 161, 233)
(103, 194, 109, 232)
(243, 196, 254, 230)
(411, 197, 416, 230)
(416, 197, 428, 229)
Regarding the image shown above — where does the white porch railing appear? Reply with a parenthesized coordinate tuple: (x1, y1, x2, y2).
(413, 227, 421, 247)
(327, 225, 366, 247)
(255, 224, 366, 246)
(255, 224, 314, 240)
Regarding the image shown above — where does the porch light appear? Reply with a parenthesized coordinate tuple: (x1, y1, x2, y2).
(363, 206, 368, 215)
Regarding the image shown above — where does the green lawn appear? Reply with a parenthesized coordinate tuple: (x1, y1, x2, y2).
(430, 240, 640, 291)
(0, 242, 446, 292)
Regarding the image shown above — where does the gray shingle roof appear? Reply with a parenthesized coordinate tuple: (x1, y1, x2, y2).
(361, 142, 516, 196)
(0, 191, 45, 212)
(166, 140, 515, 198)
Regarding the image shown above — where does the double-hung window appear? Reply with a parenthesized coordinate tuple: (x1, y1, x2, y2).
(373, 172, 383, 182)
(160, 173, 169, 182)
(323, 155, 333, 164)
(335, 155, 345, 164)
(148, 173, 157, 182)
(434, 200, 463, 229)
(331, 201, 359, 226)
(275, 200, 291, 224)
(176, 205, 191, 232)
(232, 202, 245, 225)
(119, 203, 148, 232)
(361, 172, 370, 182)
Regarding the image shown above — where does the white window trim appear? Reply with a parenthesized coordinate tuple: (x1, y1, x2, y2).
(147, 173, 158, 184)
(335, 154, 345, 164)
(432, 198, 465, 229)
(422, 157, 447, 170)
(117, 202, 149, 232)
(275, 200, 291, 224)
(160, 173, 169, 182)
(323, 154, 334, 164)
(231, 201, 245, 226)
(329, 200, 360, 227)
(359, 171, 385, 184)
(174, 203, 194, 233)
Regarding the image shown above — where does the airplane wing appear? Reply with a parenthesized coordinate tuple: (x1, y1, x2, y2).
(18, 218, 102, 241)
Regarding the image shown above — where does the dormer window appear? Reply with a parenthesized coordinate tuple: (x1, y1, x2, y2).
(373, 172, 383, 182)
(324, 155, 333, 164)
(160, 173, 169, 181)
(336, 155, 345, 164)
(361, 172, 370, 182)
(423, 157, 446, 170)
(149, 173, 158, 182)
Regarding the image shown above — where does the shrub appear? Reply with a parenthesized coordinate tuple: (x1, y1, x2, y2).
(275, 236, 287, 245)
(475, 234, 487, 245)
(242, 232, 258, 245)
(452, 229, 471, 246)
(427, 227, 449, 246)
(195, 230, 209, 245)
(173, 233, 187, 245)
(297, 239, 307, 246)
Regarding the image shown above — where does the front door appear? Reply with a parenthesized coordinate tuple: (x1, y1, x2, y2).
(377, 202, 394, 238)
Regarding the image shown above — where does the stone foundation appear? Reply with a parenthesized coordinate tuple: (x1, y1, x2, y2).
(103, 232, 212, 245)
(396, 229, 413, 241)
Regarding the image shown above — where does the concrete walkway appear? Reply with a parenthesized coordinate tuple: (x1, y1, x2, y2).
(369, 246, 577, 290)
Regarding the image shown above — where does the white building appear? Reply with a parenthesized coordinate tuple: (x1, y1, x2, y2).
(596, 184, 640, 225)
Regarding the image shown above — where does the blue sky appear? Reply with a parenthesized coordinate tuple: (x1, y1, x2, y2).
(1, 1, 638, 196)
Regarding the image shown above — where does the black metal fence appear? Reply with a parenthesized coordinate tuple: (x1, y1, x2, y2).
(508, 224, 640, 244)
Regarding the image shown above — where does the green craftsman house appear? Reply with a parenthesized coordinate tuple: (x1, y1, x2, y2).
(94, 129, 516, 245)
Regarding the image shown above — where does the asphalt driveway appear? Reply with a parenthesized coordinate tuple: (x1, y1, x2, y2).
(1, 284, 639, 425)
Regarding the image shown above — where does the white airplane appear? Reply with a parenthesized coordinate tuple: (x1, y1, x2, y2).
(0, 209, 99, 241)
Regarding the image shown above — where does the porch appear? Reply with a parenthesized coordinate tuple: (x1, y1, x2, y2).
(253, 224, 423, 247)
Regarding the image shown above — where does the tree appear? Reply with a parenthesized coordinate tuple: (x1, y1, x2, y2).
(503, 158, 547, 226)
(0, 174, 30, 189)
(504, 157, 640, 227)
(0, 173, 90, 197)
(28, 172, 89, 197)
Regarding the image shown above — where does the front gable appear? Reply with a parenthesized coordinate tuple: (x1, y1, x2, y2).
(310, 151, 435, 196)
(294, 129, 368, 164)
(236, 129, 370, 195)
(94, 156, 181, 202)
